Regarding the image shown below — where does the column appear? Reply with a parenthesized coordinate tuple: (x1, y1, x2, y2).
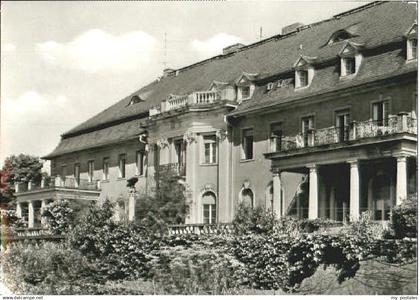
(348, 160, 360, 221)
(28, 201, 34, 228)
(128, 190, 136, 222)
(308, 164, 319, 219)
(396, 155, 408, 205)
(41, 199, 48, 226)
(272, 172, 282, 218)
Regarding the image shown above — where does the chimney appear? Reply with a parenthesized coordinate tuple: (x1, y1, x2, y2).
(282, 22, 304, 35)
(163, 68, 175, 77)
(222, 43, 245, 55)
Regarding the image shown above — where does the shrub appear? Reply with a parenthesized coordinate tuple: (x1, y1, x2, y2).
(391, 194, 417, 238)
(41, 199, 77, 235)
(137, 170, 189, 234)
(150, 245, 246, 294)
(69, 199, 156, 281)
(232, 203, 276, 234)
(2, 241, 93, 295)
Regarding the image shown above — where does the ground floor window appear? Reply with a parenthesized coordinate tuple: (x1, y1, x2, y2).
(241, 188, 254, 208)
(371, 174, 392, 221)
(202, 191, 216, 224)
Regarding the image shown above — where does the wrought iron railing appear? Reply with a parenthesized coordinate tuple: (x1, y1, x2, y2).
(275, 114, 416, 153)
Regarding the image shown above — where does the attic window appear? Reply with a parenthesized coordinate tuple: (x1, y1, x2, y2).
(328, 30, 353, 45)
(296, 70, 308, 88)
(339, 42, 362, 78)
(342, 57, 356, 76)
(128, 95, 142, 106)
(267, 82, 274, 91)
(406, 24, 417, 61)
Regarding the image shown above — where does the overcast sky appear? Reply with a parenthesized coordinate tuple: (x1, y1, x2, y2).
(1, 0, 370, 167)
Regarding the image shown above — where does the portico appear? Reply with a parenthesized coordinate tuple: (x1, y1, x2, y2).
(267, 118, 417, 221)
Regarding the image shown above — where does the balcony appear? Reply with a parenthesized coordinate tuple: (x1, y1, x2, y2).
(275, 113, 416, 153)
(150, 90, 222, 116)
(15, 176, 101, 194)
(157, 162, 186, 177)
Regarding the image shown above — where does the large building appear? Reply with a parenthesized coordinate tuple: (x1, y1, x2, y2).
(15, 1, 417, 228)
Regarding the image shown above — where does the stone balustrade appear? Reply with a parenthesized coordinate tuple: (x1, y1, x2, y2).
(15, 177, 101, 193)
(167, 223, 234, 235)
(150, 90, 222, 116)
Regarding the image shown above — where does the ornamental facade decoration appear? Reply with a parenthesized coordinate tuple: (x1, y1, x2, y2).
(215, 129, 228, 141)
(183, 130, 197, 144)
(156, 138, 169, 148)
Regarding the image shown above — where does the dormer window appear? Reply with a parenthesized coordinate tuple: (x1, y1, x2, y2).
(296, 70, 308, 88)
(339, 42, 363, 78)
(267, 82, 274, 91)
(235, 72, 258, 101)
(406, 24, 417, 61)
(294, 56, 315, 90)
(343, 57, 356, 76)
(128, 95, 142, 106)
(240, 86, 250, 99)
(407, 38, 417, 60)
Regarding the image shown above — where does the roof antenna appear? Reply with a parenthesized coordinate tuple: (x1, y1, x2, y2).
(259, 26, 263, 40)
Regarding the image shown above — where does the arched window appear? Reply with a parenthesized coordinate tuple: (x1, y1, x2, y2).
(202, 191, 216, 224)
(241, 188, 254, 208)
(371, 175, 392, 221)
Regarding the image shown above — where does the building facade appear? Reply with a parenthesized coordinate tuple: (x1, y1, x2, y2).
(14, 2, 417, 227)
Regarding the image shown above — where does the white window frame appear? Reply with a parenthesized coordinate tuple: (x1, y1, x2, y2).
(136, 151, 145, 176)
(103, 157, 110, 181)
(74, 163, 80, 185)
(88, 160, 94, 183)
(202, 135, 217, 164)
(241, 128, 254, 160)
(118, 154, 126, 178)
(407, 37, 417, 61)
(269, 122, 282, 152)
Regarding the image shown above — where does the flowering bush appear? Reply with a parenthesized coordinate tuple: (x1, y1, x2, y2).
(41, 199, 77, 234)
(150, 245, 246, 294)
(391, 194, 417, 238)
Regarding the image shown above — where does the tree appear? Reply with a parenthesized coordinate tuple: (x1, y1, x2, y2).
(0, 154, 44, 206)
(137, 170, 189, 233)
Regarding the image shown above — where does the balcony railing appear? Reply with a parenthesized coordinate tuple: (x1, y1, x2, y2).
(151, 90, 222, 116)
(15, 177, 101, 193)
(157, 162, 186, 177)
(277, 113, 416, 152)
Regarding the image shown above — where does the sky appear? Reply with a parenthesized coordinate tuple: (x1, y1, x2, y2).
(1, 0, 371, 168)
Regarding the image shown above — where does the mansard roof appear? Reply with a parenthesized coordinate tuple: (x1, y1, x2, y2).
(45, 1, 417, 158)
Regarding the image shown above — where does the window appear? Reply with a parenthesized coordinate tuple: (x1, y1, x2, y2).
(335, 110, 350, 142)
(372, 101, 389, 126)
(74, 163, 80, 185)
(88, 160, 94, 183)
(61, 165, 67, 180)
(301, 116, 314, 147)
(136, 151, 145, 176)
(342, 57, 356, 76)
(270, 123, 282, 152)
(118, 154, 126, 178)
(296, 70, 308, 88)
(103, 158, 110, 181)
(203, 135, 217, 164)
(202, 191, 216, 224)
(241, 188, 254, 208)
(267, 82, 274, 91)
(240, 86, 250, 99)
(242, 128, 254, 160)
(174, 139, 186, 176)
(407, 38, 417, 61)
